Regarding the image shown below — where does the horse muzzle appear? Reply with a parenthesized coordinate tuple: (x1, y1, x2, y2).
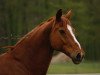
(71, 52, 84, 64)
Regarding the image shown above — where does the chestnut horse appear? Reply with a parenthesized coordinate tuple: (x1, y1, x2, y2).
(0, 9, 84, 75)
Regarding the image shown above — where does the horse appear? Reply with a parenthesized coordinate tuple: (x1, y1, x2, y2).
(0, 9, 85, 75)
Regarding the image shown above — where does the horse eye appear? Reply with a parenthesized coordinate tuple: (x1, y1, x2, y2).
(59, 30, 65, 34)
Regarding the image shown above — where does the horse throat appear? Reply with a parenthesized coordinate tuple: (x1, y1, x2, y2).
(9, 19, 54, 75)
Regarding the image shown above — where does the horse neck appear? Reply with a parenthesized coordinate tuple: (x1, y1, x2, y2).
(10, 19, 54, 74)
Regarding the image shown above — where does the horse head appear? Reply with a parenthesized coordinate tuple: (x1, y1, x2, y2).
(50, 9, 85, 64)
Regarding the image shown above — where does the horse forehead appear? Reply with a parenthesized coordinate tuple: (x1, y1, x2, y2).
(62, 17, 70, 27)
(67, 24, 72, 31)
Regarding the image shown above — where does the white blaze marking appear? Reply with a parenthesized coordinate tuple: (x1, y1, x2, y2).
(67, 25, 81, 49)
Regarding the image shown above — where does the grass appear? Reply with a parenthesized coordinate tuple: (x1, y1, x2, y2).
(47, 61, 100, 74)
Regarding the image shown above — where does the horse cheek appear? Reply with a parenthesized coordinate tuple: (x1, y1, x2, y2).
(50, 33, 63, 51)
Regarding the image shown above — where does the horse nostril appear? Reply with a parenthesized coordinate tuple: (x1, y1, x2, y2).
(76, 53, 81, 61)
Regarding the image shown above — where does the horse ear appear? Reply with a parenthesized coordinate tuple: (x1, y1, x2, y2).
(56, 9, 62, 22)
(65, 10, 72, 19)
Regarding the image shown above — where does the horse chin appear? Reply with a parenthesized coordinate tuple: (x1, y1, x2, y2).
(72, 59, 82, 64)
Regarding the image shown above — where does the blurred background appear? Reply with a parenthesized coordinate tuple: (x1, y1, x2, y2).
(0, 0, 100, 74)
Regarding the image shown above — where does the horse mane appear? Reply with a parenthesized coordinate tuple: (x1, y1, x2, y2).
(15, 17, 54, 45)
(1, 46, 15, 52)
(2, 17, 54, 51)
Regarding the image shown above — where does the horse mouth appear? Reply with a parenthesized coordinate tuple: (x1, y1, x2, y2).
(72, 58, 82, 64)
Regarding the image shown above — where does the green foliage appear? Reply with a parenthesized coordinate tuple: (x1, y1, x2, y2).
(0, 0, 100, 60)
